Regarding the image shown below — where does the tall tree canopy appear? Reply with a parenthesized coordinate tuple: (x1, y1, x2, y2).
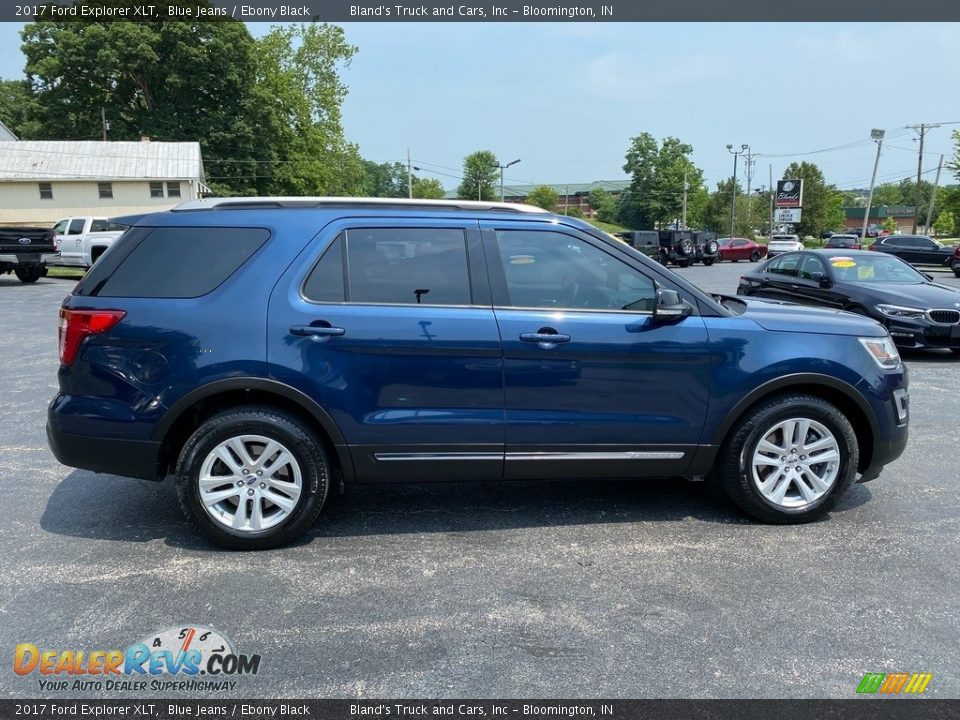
(457, 150, 499, 201)
(14, 13, 363, 196)
(619, 133, 705, 229)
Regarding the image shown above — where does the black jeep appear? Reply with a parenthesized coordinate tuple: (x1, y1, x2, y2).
(618, 230, 719, 267)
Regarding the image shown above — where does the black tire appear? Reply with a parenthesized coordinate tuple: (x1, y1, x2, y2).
(952, 263, 960, 279)
(717, 251, 724, 262)
(675, 258, 690, 268)
(716, 394, 859, 524)
(679, 239, 694, 256)
(14, 265, 43, 283)
(175, 406, 330, 550)
(750, 251, 761, 262)
(951, 348, 960, 356)
(702, 258, 715, 266)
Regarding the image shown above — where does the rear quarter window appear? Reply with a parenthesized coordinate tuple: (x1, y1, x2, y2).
(75, 227, 269, 298)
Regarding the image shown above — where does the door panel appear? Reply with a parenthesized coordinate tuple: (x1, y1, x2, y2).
(481, 222, 710, 480)
(268, 220, 505, 483)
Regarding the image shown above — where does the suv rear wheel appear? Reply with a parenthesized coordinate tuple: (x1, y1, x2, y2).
(175, 406, 329, 549)
(716, 394, 859, 523)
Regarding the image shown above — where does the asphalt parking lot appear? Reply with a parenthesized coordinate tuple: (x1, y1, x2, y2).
(2, 261, 959, 699)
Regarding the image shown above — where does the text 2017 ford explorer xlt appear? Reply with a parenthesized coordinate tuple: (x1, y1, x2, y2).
(47, 198, 909, 549)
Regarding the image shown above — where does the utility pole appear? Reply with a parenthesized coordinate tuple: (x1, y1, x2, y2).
(768, 165, 774, 239)
(862, 129, 885, 241)
(744, 148, 755, 229)
(407, 147, 413, 199)
(496, 158, 521, 202)
(100, 107, 108, 142)
(726, 144, 748, 238)
(907, 123, 939, 233)
(925, 154, 944, 232)
(681, 168, 689, 230)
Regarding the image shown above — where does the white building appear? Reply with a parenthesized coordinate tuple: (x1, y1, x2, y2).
(0, 139, 208, 225)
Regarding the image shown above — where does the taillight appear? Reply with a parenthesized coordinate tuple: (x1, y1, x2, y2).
(58, 308, 125, 365)
(48, 230, 58, 252)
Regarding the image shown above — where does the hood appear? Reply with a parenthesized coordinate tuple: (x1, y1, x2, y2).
(842, 281, 960, 309)
(731, 296, 887, 337)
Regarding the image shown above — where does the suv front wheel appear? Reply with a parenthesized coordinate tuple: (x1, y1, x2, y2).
(716, 394, 859, 523)
(175, 406, 330, 549)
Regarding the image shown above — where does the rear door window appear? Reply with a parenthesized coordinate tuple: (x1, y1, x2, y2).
(76, 227, 269, 298)
(766, 255, 800, 277)
(344, 228, 473, 306)
(798, 255, 826, 280)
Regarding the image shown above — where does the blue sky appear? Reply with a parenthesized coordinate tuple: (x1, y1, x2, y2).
(1, 22, 958, 191)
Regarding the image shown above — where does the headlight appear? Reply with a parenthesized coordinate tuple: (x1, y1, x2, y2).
(859, 336, 901, 369)
(876, 304, 926, 319)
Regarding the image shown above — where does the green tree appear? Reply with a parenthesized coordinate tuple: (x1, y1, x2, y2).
(251, 23, 363, 196)
(17, 16, 362, 196)
(587, 188, 617, 223)
(781, 162, 839, 238)
(933, 210, 955, 237)
(869, 183, 905, 207)
(527, 185, 559, 211)
(411, 177, 445, 199)
(457, 150, 499, 201)
(360, 161, 408, 197)
(0, 79, 38, 138)
(882, 216, 898, 233)
(701, 177, 741, 235)
(620, 133, 705, 229)
(563, 206, 584, 218)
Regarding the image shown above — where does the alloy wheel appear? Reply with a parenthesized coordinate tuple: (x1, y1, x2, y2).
(197, 434, 303, 533)
(750, 418, 840, 509)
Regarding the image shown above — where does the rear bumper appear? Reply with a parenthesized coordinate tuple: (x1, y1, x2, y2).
(46, 423, 162, 481)
(0, 253, 59, 265)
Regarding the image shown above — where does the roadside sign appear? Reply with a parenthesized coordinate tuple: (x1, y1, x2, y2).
(776, 180, 803, 208)
(775, 208, 802, 223)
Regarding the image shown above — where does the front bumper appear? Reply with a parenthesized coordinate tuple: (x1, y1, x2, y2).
(884, 317, 960, 349)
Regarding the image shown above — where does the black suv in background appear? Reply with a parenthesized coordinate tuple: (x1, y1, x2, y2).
(868, 235, 955, 271)
(618, 230, 719, 267)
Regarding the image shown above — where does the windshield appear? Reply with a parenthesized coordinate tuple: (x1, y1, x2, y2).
(827, 255, 927, 284)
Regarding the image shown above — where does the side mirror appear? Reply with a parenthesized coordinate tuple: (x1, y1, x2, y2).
(810, 271, 831, 288)
(653, 288, 692, 322)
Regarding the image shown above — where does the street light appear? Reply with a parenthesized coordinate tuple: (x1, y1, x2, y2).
(862, 129, 885, 241)
(496, 159, 521, 202)
(726, 144, 748, 239)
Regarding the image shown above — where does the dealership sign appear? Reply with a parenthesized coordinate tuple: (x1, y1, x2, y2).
(776, 180, 803, 208)
(775, 208, 802, 223)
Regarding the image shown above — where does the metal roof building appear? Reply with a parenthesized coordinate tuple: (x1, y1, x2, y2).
(0, 140, 207, 225)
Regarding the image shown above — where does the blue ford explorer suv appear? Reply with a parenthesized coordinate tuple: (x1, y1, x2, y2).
(48, 198, 909, 549)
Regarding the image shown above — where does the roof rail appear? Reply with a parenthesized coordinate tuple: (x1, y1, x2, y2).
(171, 197, 550, 214)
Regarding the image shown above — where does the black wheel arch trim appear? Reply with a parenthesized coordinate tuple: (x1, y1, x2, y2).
(709, 372, 880, 448)
(151, 377, 354, 481)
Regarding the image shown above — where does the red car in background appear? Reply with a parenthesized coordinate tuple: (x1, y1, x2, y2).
(716, 237, 767, 262)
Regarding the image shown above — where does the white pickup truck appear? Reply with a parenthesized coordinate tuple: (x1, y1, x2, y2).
(49, 216, 128, 269)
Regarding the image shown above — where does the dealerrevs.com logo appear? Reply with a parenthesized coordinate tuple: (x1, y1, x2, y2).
(13, 625, 261, 693)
